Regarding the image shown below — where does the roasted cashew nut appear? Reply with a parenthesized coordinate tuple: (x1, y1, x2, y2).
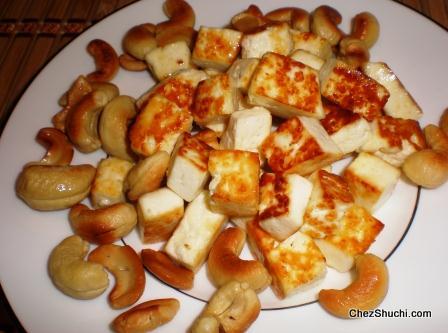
(191, 281, 261, 333)
(207, 227, 271, 292)
(86, 39, 119, 82)
(16, 164, 96, 211)
(69, 203, 137, 244)
(265, 7, 310, 32)
(311, 5, 344, 46)
(118, 53, 147, 72)
(88, 244, 146, 309)
(231, 5, 267, 33)
(350, 12, 380, 49)
(99, 95, 137, 161)
(402, 124, 448, 188)
(155, 0, 196, 47)
(141, 248, 194, 290)
(123, 23, 157, 60)
(35, 127, 74, 166)
(112, 298, 180, 333)
(90, 81, 120, 101)
(125, 151, 170, 201)
(53, 75, 93, 132)
(65, 90, 112, 153)
(440, 108, 448, 136)
(48, 235, 109, 299)
(318, 253, 389, 318)
(338, 36, 370, 69)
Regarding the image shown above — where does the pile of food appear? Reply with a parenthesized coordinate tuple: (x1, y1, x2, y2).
(14, 0, 448, 331)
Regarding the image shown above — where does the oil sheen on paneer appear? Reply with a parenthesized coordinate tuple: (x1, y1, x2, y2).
(192, 26, 242, 71)
(208, 150, 260, 216)
(247, 218, 326, 299)
(289, 30, 333, 60)
(167, 133, 211, 202)
(248, 52, 325, 119)
(261, 116, 342, 175)
(192, 73, 237, 126)
(360, 115, 426, 166)
(129, 94, 193, 157)
(320, 59, 390, 121)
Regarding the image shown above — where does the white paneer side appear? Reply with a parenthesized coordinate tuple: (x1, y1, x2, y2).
(227, 58, 259, 93)
(164, 191, 227, 272)
(258, 173, 312, 241)
(289, 49, 324, 71)
(90, 157, 134, 208)
(167, 133, 211, 202)
(241, 22, 293, 58)
(248, 52, 325, 119)
(145, 41, 192, 81)
(343, 152, 401, 213)
(192, 26, 242, 71)
(220, 107, 272, 153)
(137, 187, 184, 243)
(363, 62, 423, 120)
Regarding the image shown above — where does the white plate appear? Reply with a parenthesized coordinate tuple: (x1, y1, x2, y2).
(0, 0, 447, 332)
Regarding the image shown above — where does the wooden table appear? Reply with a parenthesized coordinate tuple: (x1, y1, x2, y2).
(0, 0, 447, 331)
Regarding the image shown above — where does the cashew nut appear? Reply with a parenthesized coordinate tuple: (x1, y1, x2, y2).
(155, 0, 196, 47)
(16, 164, 96, 211)
(88, 244, 146, 309)
(191, 281, 261, 333)
(440, 108, 448, 136)
(207, 228, 271, 292)
(265, 7, 310, 32)
(65, 90, 112, 153)
(402, 124, 448, 188)
(123, 23, 157, 60)
(318, 253, 389, 318)
(90, 81, 120, 101)
(36, 127, 74, 166)
(350, 12, 380, 49)
(53, 75, 93, 132)
(230, 5, 267, 33)
(86, 39, 119, 82)
(338, 37, 370, 69)
(69, 203, 137, 244)
(311, 5, 344, 46)
(99, 95, 137, 162)
(141, 248, 194, 290)
(112, 298, 180, 333)
(48, 235, 109, 299)
(118, 53, 147, 72)
(125, 151, 170, 201)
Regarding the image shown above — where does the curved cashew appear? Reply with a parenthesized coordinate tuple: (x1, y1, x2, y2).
(338, 37, 370, 69)
(65, 90, 111, 153)
(231, 5, 267, 33)
(155, 0, 196, 47)
(112, 298, 180, 333)
(16, 164, 96, 211)
(311, 5, 344, 46)
(123, 23, 157, 60)
(90, 81, 120, 100)
(318, 253, 389, 318)
(191, 281, 261, 333)
(53, 75, 93, 132)
(125, 151, 170, 201)
(118, 53, 147, 72)
(36, 127, 74, 166)
(88, 244, 146, 309)
(402, 124, 448, 188)
(207, 227, 271, 292)
(86, 39, 119, 82)
(69, 203, 137, 244)
(440, 108, 448, 136)
(265, 7, 310, 32)
(141, 248, 194, 290)
(350, 12, 380, 49)
(98, 95, 137, 161)
(48, 235, 109, 299)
